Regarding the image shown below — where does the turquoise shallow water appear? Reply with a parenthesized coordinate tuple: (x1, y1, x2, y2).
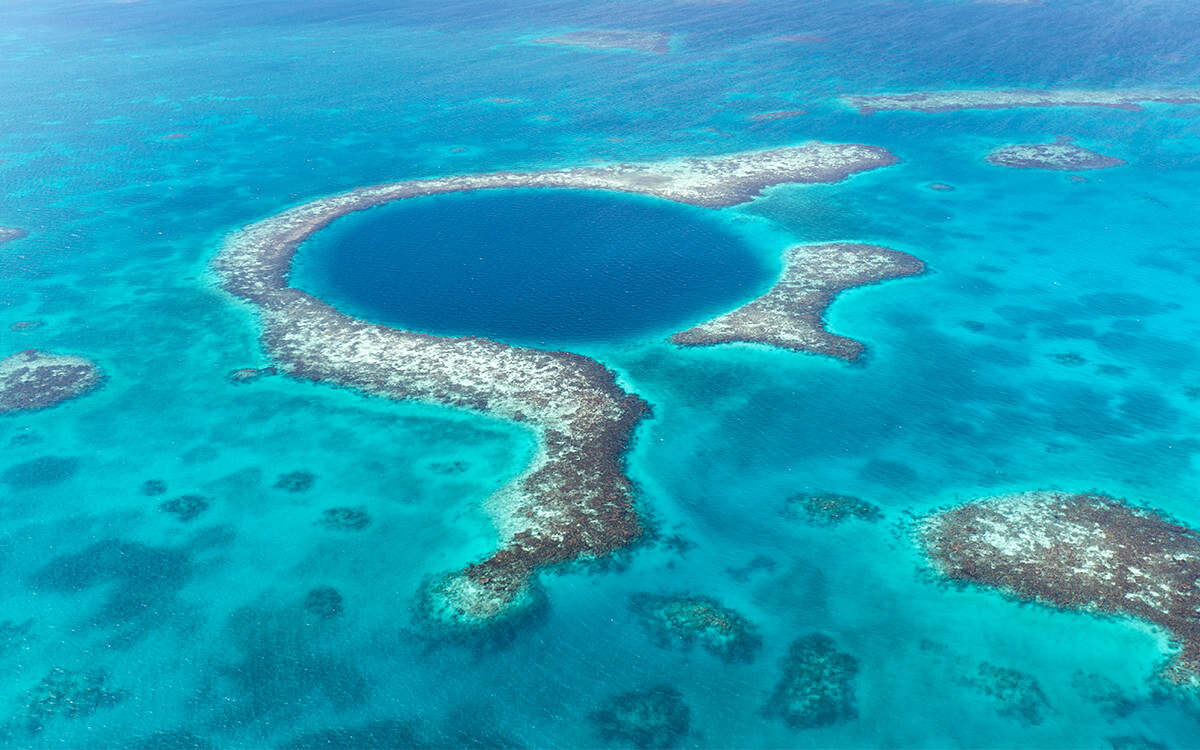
(2, 0, 1200, 747)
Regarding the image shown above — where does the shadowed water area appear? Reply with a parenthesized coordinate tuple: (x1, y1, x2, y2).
(291, 189, 775, 346)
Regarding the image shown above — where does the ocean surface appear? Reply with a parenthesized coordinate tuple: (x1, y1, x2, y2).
(1, 0, 1200, 748)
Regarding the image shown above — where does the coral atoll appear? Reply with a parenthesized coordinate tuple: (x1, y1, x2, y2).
(632, 593, 762, 662)
(590, 686, 691, 749)
(672, 243, 925, 360)
(918, 491, 1200, 685)
(0, 350, 103, 414)
(986, 137, 1125, 171)
(212, 144, 897, 627)
(765, 634, 859, 729)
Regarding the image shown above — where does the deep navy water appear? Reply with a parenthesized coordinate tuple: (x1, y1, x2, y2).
(292, 190, 774, 346)
(2, 0, 1200, 748)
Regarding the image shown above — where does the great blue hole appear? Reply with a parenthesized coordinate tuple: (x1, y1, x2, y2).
(291, 189, 773, 346)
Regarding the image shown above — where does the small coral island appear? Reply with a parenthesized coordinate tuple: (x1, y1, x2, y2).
(533, 29, 672, 55)
(0, 350, 104, 414)
(213, 143, 897, 629)
(986, 137, 1125, 170)
(632, 593, 762, 662)
(917, 491, 1200, 685)
(671, 243, 925, 361)
(843, 88, 1200, 114)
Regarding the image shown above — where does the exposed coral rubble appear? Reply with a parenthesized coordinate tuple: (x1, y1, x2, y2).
(918, 491, 1200, 685)
(0, 350, 104, 414)
(844, 88, 1200, 114)
(212, 144, 896, 627)
(671, 243, 925, 360)
(986, 137, 1125, 171)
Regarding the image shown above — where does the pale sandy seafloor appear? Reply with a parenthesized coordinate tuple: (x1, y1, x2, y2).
(531, 29, 672, 55)
(213, 143, 903, 627)
(671, 243, 926, 360)
(842, 88, 1200, 114)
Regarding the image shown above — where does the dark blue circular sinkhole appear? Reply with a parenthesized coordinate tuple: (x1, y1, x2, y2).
(292, 188, 772, 346)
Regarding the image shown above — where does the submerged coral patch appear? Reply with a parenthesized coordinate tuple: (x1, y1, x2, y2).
(632, 593, 762, 662)
(590, 685, 691, 749)
(788, 493, 882, 525)
(10, 667, 126, 735)
(159, 494, 211, 522)
(765, 634, 859, 729)
(918, 491, 1200, 685)
(319, 506, 371, 531)
(843, 88, 1200, 114)
(969, 662, 1050, 725)
(274, 471, 316, 492)
(986, 137, 1125, 171)
(2, 456, 79, 489)
(303, 586, 345, 620)
(532, 29, 671, 54)
(0, 227, 27, 247)
(0, 350, 103, 414)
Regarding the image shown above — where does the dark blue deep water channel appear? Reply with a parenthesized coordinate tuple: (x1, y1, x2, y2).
(292, 188, 772, 346)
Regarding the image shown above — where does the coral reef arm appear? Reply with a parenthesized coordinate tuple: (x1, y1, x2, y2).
(671, 243, 925, 360)
(843, 88, 1200, 114)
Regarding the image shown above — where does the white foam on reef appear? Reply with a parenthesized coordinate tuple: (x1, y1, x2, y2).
(212, 143, 898, 626)
(843, 88, 1200, 114)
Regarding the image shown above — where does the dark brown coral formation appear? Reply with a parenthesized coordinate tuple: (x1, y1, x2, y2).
(212, 145, 898, 625)
(918, 491, 1200, 685)
(590, 685, 691, 749)
(671, 243, 926, 361)
(986, 137, 1125, 171)
(0, 350, 104, 414)
(788, 493, 882, 526)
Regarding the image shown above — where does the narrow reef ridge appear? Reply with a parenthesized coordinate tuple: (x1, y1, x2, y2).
(533, 29, 672, 55)
(670, 243, 925, 360)
(917, 491, 1200, 685)
(0, 227, 28, 246)
(843, 88, 1200, 114)
(0, 350, 104, 414)
(986, 137, 1125, 170)
(212, 144, 896, 627)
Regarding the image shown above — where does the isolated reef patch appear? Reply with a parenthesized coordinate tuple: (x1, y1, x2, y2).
(917, 491, 1200, 685)
(788, 493, 882, 526)
(843, 88, 1200, 114)
(986, 137, 1125, 170)
(0, 228, 27, 247)
(212, 143, 897, 628)
(0, 350, 104, 414)
(671, 243, 925, 361)
(533, 29, 671, 55)
(590, 685, 691, 749)
(766, 633, 859, 729)
(632, 593, 762, 662)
